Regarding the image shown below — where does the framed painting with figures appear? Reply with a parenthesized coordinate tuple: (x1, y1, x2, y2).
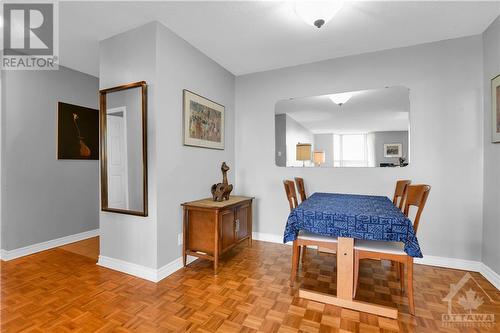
(492, 74, 500, 143)
(183, 89, 225, 149)
(57, 102, 99, 160)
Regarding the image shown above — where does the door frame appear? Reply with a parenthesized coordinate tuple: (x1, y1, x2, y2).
(106, 106, 129, 210)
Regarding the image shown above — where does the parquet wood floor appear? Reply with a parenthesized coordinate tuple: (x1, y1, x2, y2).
(1, 239, 499, 332)
(58, 237, 99, 261)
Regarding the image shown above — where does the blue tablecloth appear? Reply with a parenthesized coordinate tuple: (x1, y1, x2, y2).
(283, 192, 422, 258)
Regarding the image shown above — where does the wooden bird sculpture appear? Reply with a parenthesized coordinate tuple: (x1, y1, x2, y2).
(211, 162, 233, 202)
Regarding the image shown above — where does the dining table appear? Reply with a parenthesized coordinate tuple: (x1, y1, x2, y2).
(283, 192, 423, 319)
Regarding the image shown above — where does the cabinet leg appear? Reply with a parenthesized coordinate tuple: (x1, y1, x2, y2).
(214, 211, 219, 275)
(183, 207, 188, 267)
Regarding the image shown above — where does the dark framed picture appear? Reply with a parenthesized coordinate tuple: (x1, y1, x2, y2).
(57, 102, 99, 160)
(384, 143, 402, 158)
(492, 74, 500, 143)
(183, 89, 225, 150)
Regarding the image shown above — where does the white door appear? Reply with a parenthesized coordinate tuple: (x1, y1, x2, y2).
(106, 109, 129, 209)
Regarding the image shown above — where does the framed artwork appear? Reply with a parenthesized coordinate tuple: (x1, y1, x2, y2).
(183, 89, 225, 150)
(492, 74, 500, 143)
(57, 102, 99, 160)
(384, 143, 402, 158)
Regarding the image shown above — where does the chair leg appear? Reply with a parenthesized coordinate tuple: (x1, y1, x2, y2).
(399, 262, 405, 291)
(353, 251, 359, 298)
(290, 240, 300, 286)
(301, 246, 307, 263)
(407, 256, 415, 315)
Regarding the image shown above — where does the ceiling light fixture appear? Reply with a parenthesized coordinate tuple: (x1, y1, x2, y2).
(295, 1, 345, 29)
(328, 92, 352, 106)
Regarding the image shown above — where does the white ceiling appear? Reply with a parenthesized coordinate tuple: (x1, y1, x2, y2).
(275, 86, 410, 133)
(55, 1, 500, 77)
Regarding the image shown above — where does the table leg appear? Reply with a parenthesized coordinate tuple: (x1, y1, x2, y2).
(248, 202, 253, 247)
(337, 237, 354, 300)
(299, 237, 398, 319)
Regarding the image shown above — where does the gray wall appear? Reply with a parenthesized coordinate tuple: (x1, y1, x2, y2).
(482, 15, 500, 275)
(371, 131, 409, 166)
(99, 22, 159, 269)
(99, 22, 235, 269)
(156, 23, 235, 267)
(275, 114, 286, 167)
(1, 67, 99, 250)
(313, 134, 334, 167)
(235, 36, 484, 262)
(284, 114, 314, 167)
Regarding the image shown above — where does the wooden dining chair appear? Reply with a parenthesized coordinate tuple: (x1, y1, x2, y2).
(295, 177, 334, 255)
(393, 180, 411, 210)
(283, 180, 299, 211)
(353, 184, 431, 315)
(294, 177, 307, 202)
(389, 180, 411, 269)
(284, 180, 338, 285)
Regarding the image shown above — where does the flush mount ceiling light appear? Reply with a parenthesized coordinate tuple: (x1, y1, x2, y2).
(295, 1, 345, 28)
(328, 92, 353, 106)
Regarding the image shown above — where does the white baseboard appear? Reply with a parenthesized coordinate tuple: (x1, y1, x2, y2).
(253, 231, 292, 245)
(98, 255, 158, 282)
(98, 254, 198, 283)
(414, 255, 482, 272)
(252, 231, 500, 291)
(480, 263, 500, 290)
(157, 255, 198, 281)
(0, 229, 99, 261)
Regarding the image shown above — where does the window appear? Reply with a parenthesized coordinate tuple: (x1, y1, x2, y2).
(333, 134, 368, 167)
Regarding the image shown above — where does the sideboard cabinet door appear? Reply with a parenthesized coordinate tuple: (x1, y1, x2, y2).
(220, 209, 236, 253)
(236, 203, 250, 241)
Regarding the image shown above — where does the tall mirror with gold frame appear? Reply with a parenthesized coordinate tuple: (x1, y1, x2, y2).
(100, 81, 148, 216)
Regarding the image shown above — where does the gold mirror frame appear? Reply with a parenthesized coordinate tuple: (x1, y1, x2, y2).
(99, 81, 148, 216)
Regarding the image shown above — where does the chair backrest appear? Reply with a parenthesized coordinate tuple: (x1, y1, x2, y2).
(283, 180, 299, 211)
(294, 177, 307, 202)
(393, 180, 411, 209)
(403, 184, 431, 233)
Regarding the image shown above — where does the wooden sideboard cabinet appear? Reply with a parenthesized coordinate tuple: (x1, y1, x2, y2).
(181, 196, 254, 274)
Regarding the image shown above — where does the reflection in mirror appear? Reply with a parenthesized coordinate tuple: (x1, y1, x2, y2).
(100, 81, 147, 216)
(275, 86, 410, 168)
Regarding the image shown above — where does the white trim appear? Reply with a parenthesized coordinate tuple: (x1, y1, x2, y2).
(252, 231, 290, 245)
(0, 229, 99, 261)
(98, 255, 158, 282)
(97, 255, 198, 283)
(252, 231, 500, 291)
(480, 263, 500, 290)
(414, 255, 481, 272)
(157, 255, 198, 281)
(253, 232, 319, 248)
